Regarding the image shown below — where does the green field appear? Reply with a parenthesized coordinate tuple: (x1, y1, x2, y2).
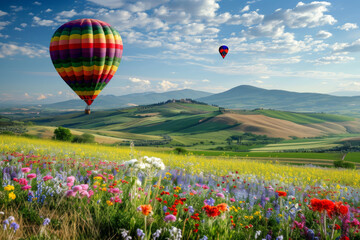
(256, 109, 354, 124)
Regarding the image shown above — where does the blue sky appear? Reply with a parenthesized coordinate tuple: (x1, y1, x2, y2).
(1, 0, 360, 104)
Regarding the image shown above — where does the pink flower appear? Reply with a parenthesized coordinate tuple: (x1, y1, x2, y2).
(110, 188, 120, 194)
(67, 176, 75, 183)
(88, 190, 94, 197)
(21, 167, 31, 173)
(66, 190, 77, 197)
(202, 185, 209, 190)
(216, 193, 225, 198)
(72, 185, 82, 192)
(27, 173, 36, 179)
(230, 198, 235, 202)
(19, 178, 28, 186)
(21, 185, 32, 190)
(79, 190, 90, 198)
(164, 214, 177, 222)
(67, 182, 74, 188)
(80, 184, 89, 190)
(43, 176, 53, 181)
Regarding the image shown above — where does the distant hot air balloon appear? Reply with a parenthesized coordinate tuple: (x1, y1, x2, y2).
(219, 45, 228, 59)
(49, 19, 123, 114)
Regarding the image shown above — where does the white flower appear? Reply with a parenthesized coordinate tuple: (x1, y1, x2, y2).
(7, 216, 15, 222)
(125, 159, 138, 167)
(0, 212, 4, 215)
(136, 179, 142, 186)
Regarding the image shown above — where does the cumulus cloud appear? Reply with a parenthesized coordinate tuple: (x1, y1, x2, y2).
(45, 8, 52, 13)
(32, 16, 54, 26)
(10, 6, 24, 12)
(0, 42, 48, 58)
(244, 1, 336, 39)
(0, 33, 9, 38)
(310, 55, 355, 65)
(337, 23, 358, 31)
(0, 21, 10, 30)
(33, 1, 41, 5)
(159, 80, 178, 91)
(227, 11, 264, 26)
(129, 77, 151, 85)
(316, 30, 332, 39)
(14, 27, 22, 31)
(37, 94, 47, 100)
(57, 9, 77, 18)
(0, 10, 7, 17)
(333, 39, 360, 53)
(202, 79, 210, 82)
(20, 23, 27, 28)
(241, 5, 250, 12)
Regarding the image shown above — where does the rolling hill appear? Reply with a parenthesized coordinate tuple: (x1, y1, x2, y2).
(43, 89, 213, 110)
(26, 101, 360, 145)
(197, 85, 360, 113)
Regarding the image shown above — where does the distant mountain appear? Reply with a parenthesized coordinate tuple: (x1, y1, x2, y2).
(329, 91, 360, 97)
(44, 89, 213, 110)
(197, 85, 360, 113)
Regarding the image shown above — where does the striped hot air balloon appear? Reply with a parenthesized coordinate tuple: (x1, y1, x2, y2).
(49, 19, 123, 114)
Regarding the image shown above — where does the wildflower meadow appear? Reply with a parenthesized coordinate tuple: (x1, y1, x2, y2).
(1, 135, 360, 240)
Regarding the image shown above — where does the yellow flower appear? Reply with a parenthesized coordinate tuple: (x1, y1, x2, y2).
(8, 192, 16, 200)
(93, 176, 102, 181)
(4, 185, 14, 191)
(102, 187, 107, 191)
(106, 200, 114, 206)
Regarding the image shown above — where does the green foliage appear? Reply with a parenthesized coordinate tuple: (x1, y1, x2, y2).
(334, 160, 356, 169)
(53, 126, 73, 141)
(72, 133, 95, 143)
(174, 147, 187, 154)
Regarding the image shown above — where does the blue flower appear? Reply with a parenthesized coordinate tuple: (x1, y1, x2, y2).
(188, 206, 194, 214)
(42, 218, 51, 226)
(200, 236, 208, 240)
(137, 228, 145, 239)
(10, 222, 19, 232)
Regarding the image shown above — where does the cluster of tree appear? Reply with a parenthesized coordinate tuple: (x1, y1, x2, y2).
(0, 117, 32, 135)
(53, 127, 95, 143)
(137, 99, 210, 111)
(225, 133, 282, 145)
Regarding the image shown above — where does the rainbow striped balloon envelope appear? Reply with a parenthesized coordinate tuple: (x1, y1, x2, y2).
(49, 19, 123, 113)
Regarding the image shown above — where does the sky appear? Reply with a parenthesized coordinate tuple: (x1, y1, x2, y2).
(1, 0, 360, 104)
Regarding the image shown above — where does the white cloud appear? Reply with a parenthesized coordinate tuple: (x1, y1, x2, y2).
(0, 21, 10, 31)
(33, 1, 41, 5)
(20, 23, 27, 28)
(129, 77, 151, 85)
(310, 55, 355, 65)
(159, 80, 178, 91)
(337, 23, 358, 31)
(32, 16, 54, 27)
(244, 1, 336, 39)
(37, 94, 46, 100)
(57, 9, 77, 18)
(14, 27, 22, 31)
(0, 42, 48, 58)
(45, 8, 52, 13)
(58, 91, 63, 95)
(259, 76, 269, 79)
(333, 39, 360, 53)
(316, 30, 332, 39)
(228, 11, 264, 26)
(10, 6, 24, 12)
(87, 0, 126, 8)
(241, 5, 250, 13)
(0, 10, 7, 17)
(24, 93, 30, 97)
(0, 33, 9, 38)
(202, 79, 210, 82)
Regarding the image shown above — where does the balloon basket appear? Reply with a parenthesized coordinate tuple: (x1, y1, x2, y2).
(85, 105, 91, 115)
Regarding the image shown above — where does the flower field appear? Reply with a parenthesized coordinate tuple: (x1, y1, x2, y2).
(1, 135, 360, 239)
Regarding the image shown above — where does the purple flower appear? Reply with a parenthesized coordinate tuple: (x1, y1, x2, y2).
(216, 193, 225, 198)
(43, 218, 50, 226)
(204, 197, 215, 206)
(137, 228, 145, 239)
(10, 222, 19, 232)
(164, 214, 176, 223)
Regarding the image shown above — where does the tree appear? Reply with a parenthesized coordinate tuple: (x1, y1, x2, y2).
(72, 133, 95, 143)
(226, 137, 232, 145)
(53, 127, 73, 141)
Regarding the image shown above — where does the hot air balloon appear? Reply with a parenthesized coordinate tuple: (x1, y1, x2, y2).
(219, 45, 228, 59)
(49, 19, 123, 114)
